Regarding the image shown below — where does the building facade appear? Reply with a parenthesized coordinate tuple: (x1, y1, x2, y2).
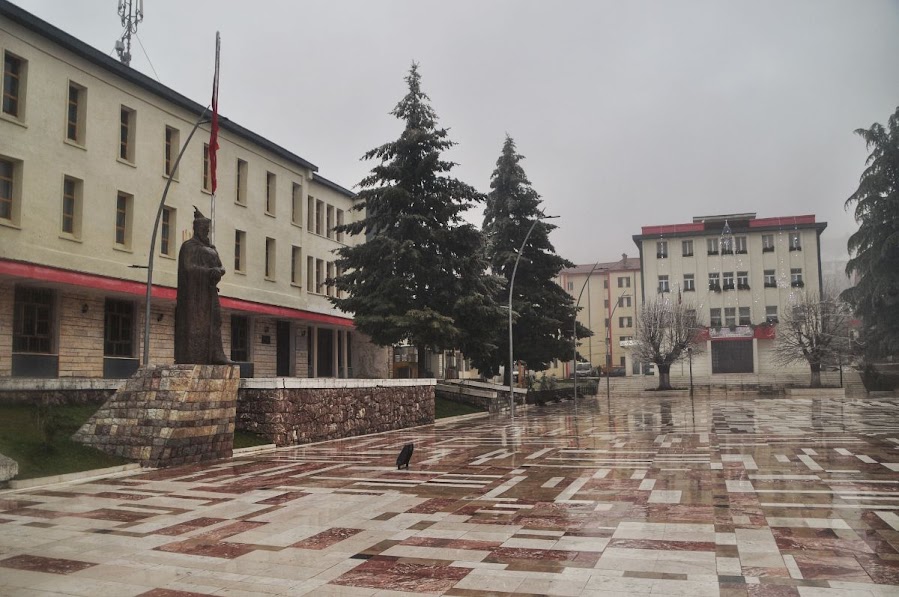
(632, 213, 827, 376)
(551, 255, 643, 377)
(0, 1, 387, 379)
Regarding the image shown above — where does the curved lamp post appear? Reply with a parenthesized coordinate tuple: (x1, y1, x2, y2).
(508, 214, 559, 416)
(141, 107, 211, 366)
(572, 262, 600, 417)
(605, 291, 632, 401)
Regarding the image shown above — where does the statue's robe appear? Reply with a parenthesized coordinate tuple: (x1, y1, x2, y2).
(174, 238, 229, 364)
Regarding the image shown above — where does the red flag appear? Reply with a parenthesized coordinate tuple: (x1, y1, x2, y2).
(209, 32, 221, 194)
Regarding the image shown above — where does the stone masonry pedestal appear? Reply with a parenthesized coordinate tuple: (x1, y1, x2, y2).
(73, 364, 239, 468)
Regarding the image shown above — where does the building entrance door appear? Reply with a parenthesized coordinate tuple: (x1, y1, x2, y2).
(276, 320, 291, 377)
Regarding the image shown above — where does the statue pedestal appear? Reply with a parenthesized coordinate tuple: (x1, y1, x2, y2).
(73, 364, 239, 468)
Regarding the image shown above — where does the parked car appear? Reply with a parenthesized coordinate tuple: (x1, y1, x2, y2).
(568, 362, 594, 379)
(600, 366, 626, 377)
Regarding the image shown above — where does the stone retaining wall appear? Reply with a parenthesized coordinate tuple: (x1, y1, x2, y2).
(238, 379, 435, 446)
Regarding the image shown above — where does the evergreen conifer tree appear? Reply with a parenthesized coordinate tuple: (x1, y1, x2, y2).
(843, 105, 899, 358)
(476, 135, 589, 378)
(331, 64, 504, 376)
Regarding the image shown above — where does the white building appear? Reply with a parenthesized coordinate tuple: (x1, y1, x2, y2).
(0, 1, 387, 379)
(632, 213, 827, 377)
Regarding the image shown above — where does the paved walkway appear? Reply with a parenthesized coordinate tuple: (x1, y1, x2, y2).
(3, 394, 899, 596)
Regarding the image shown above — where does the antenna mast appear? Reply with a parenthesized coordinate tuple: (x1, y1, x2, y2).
(115, 0, 144, 66)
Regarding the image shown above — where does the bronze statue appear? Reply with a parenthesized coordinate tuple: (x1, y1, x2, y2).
(174, 208, 231, 364)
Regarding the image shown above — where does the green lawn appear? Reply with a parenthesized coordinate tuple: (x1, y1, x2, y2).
(0, 403, 131, 480)
(435, 397, 484, 419)
(0, 404, 274, 481)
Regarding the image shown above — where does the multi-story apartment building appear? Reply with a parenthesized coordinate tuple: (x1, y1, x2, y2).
(632, 213, 827, 376)
(0, 1, 385, 380)
(551, 255, 643, 377)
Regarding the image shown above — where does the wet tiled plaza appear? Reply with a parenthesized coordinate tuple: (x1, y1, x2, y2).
(4, 394, 899, 596)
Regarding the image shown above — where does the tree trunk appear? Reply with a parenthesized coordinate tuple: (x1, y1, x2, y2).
(810, 362, 822, 388)
(657, 363, 672, 390)
(417, 345, 428, 379)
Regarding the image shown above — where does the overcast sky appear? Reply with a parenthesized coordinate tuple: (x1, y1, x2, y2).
(19, 0, 899, 264)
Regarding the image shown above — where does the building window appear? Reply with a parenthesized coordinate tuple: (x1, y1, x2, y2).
(603, 279, 608, 289)
(115, 192, 132, 248)
(708, 272, 720, 291)
(265, 171, 276, 214)
(307, 196, 315, 229)
(119, 105, 136, 162)
(681, 239, 693, 257)
(618, 295, 632, 307)
(13, 287, 54, 353)
(738, 306, 751, 326)
(721, 237, 734, 254)
(567, 281, 574, 291)
(707, 238, 718, 255)
(3, 51, 26, 119)
(291, 246, 302, 285)
(764, 269, 776, 288)
(202, 144, 211, 191)
(336, 209, 345, 242)
(315, 258, 325, 293)
(619, 316, 633, 328)
(234, 230, 246, 273)
(104, 299, 134, 357)
(683, 273, 695, 291)
(327, 205, 335, 239)
(790, 268, 804, 287)
(164, 126, 179, 177)
(657, 240, 668, 258)
(0, 156, 17, 222)
(725, 307, 736, 327)
(327, 261, 336, 297)
(618, 276, 630, 288)
(722, 272, 734, 291)
(265, 237, 276, 280)
(735, 236, 748, 254)
(160, 207, 175, 256)
(658, 275, 669, 293)
(291, 182, 303, 225)
(306, 255, 314, 291)
(604, 299, 609, 309)
(236, 159, 247, 205)
(230, 315, 250, 362)
(316, 199, 324, 235)
(789, 232, 802, 251)
(604, 318, 609, 328)
(61, 176, 82, 237)
(737, 271, 749, 290)
(766, 306, 778, 323)
(762, 234, 774, 252)
(66, 82, 86, 144)
(710, 308, 722, 328)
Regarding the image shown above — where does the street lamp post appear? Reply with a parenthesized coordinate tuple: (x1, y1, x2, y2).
(573, 263, 600, 414)
(508, 214, 559, 416)
(605, 292, 632, 401)
(688, 346, 694, 396)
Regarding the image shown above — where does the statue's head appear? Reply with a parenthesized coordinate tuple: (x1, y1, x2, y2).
(193, 207, 211, 244)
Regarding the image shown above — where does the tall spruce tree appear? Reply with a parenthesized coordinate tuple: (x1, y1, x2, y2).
(843, 105, 899, 358)
(331, 64, 504, 376)
(475, 135, 590, 378)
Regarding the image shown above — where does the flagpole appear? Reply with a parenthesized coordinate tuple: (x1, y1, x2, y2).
(209, 31, 221, 244)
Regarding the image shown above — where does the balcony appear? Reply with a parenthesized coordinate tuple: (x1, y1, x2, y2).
(657, 253, 667, 259)
(709, 283, 721, 292)
(722, 283, 735, 291)
(707, 250, 719, 256)
(762, 246, 775, 253)
(737, 283, 750, 290)
(791, 280, 805, 288)
(789, 245, 802, 252)
(764, 282, 777, 288)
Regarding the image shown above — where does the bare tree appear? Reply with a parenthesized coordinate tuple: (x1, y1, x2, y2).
(633, 297, 705, 390)
(773, 288, 851, 388)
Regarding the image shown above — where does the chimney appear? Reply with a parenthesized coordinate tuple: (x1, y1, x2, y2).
(621, 253, 627, 262)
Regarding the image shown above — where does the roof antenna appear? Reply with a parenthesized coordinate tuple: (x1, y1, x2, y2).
(115, 0, 144, 66)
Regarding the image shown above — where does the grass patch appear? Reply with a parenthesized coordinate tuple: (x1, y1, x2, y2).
(0, 403, 130, 480)
(233, 429, 271, 449)
(435, 397, 484, 419)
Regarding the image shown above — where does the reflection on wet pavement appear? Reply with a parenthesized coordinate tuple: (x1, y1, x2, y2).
(3, 394, 899, 596)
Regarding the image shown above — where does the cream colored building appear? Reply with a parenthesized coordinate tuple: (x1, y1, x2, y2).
(549, 255, 643, 377)
(631, 212, 827, 377)
(0, 1, 387, 379)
